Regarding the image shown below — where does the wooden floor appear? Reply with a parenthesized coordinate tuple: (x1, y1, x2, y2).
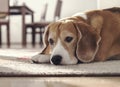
(0, 77, 120, 87)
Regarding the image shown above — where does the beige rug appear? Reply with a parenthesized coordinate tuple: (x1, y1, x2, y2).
(0, 49, 120, 77)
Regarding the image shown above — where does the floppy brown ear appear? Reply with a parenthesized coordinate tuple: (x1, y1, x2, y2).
(74, 22, 101, 62)
(87, 12, 103, 34)
(41, 26, 50, 54)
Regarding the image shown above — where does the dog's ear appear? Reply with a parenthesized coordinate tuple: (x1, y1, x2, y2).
(41, 26, 50, 54)
(74, 22, 101, 62)
(87, 13, 103, 34)
(90, 15, 103, 34)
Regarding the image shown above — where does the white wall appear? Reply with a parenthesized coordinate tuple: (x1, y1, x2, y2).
(61, 0, 97, 18)
(97, 0, 120, 9)
(2, 0, 98, 43)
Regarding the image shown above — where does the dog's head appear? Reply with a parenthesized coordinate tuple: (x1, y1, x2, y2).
(42, 20, 101, 65)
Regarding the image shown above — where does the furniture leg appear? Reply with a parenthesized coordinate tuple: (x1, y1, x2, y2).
(32, 27, 36, 46)
(39, 28, 43, 46)
(25, 27, 27, 46)
(22, 6, 26, 46)
(7, 23, 10, 47)
(31, 14, 34, 23)
(0, 25, 2, 46)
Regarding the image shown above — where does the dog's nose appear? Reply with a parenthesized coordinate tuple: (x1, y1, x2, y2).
(51, 55, 62, 65)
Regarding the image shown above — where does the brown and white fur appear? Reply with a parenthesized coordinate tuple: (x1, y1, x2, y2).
(32, 7, 120, 65)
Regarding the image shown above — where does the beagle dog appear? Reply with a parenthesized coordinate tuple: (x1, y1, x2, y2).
(32, 7, 120, 65)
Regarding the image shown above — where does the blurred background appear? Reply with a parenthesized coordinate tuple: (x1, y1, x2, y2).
(0, 0, 120, 48)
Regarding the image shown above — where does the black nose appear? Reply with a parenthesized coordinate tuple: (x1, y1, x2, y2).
(51, 55, 62, 65)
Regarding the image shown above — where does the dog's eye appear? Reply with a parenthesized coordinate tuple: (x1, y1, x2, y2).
(49, 38, 54, 45)
(65, 36, 73, 43)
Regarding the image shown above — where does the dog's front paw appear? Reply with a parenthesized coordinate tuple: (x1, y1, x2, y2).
(32, 54, 50, 63)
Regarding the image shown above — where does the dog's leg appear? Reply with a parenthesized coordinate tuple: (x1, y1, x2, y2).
(95, 35, 115, 61)
(32, 54, 50, 63)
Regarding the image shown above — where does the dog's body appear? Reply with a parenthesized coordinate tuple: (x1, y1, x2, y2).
(32, 7, 120, 65)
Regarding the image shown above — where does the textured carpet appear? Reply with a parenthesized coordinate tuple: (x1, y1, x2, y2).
(0, 49, 120, 77)
(0, 59, 120, 77)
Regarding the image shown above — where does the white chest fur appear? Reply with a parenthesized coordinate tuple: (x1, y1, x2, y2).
(72, 12, 87, 20)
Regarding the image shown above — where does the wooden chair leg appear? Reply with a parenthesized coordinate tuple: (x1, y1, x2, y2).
(39, 28, 43, 46)
(7, 24, 10, 47)
(0, 25, 2, 46)
(32, 27, 36, 46)
(24, 27, 27, 47)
